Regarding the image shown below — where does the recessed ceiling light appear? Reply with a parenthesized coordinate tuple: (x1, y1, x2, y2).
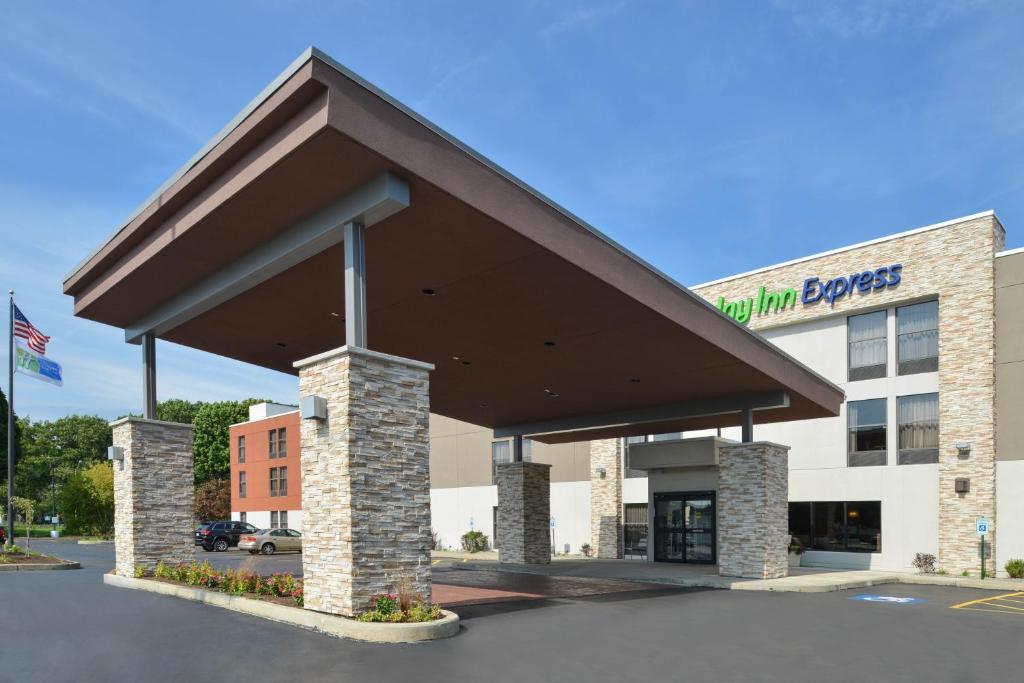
(452, 356, 460, 361)
(276, 342, 287, 348)
(421, 288, 436, 296)
(461, 360, 471, 366)
(543, 340, 556, 347)
(543, 388, 559, 397)
(330, 312, 340, 317)
(479, 402, 489, 408)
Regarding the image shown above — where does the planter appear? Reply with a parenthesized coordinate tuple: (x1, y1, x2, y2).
(788, 552, 802, 568)
(103, 573, 459, 643)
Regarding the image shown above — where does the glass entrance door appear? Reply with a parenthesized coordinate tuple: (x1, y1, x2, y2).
(653, 492, 716, 564)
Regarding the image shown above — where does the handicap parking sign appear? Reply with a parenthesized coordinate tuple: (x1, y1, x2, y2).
(850, 594, 927, 605)
(977, 518, 990, 535)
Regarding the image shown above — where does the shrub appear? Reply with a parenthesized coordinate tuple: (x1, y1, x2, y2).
(461, 530, 489, 553)
(961, 570, 970, 577)
(59, 462, 114, 536)
(134, 565, 147, 578)
(936, 568, 949, 576)
(912, 553, 936, 574)
(1005, 559, 1024, 579)
(580, 543, 593, 557)
(193, 478, 231, 523)
(357, 592, 441, 623)
(788, 535, 806, 556)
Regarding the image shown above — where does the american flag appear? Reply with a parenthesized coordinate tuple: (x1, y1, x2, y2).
(13, 304, 50, 354)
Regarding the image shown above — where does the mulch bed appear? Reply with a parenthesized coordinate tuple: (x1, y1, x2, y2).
(148, 576, 296, 607)
(0, 553, 65, 565)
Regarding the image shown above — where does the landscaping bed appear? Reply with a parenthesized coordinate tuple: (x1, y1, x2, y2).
(112, 561, 459, 643)
(0, 544, 81, 570)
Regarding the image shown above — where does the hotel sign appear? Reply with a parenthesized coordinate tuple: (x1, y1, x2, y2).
(714, 264, 902, 325)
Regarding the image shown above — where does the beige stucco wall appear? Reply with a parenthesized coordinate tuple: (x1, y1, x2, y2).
(996, 250, 1024, 461)
(693, 213, 1005, 573)
(429, 414, 590, 488)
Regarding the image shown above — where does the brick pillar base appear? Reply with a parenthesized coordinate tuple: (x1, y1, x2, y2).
(590, 439, 622, 559)
(111, 417, 194, 577)
(496, 462, 551, 564)
(296, 346, 433, 617)
(718, 441, 789, 579)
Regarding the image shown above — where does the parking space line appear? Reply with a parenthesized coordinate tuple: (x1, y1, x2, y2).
(950, 591, 1024, 610)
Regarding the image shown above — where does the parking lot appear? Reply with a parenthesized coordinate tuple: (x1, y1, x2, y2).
(5, 540, 1024, 682)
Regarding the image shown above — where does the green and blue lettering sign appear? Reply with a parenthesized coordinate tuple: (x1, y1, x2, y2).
(714, 264, 902, 325)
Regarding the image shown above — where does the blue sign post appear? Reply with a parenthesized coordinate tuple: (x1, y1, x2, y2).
(977, 518, 990, 580)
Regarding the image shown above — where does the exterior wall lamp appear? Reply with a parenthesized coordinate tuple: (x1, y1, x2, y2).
(107, 446, 124, 462)
(300, 395, 327, 421)
(597, 467, 607, 479)
(955, 442, 971, 459)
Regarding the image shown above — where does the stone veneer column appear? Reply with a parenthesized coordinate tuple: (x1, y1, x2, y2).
(496, 462, 551, 564)
(718, 442, 789, 579)
(296, 345, 433, 617)
(590, 439, 623, 558)
(110, 417, 195, 578)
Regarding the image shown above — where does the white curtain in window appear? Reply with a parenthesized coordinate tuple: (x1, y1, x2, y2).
(898, 394, 939, 449)
(849, 311, 887, 369)
(898, 302, 938, 361)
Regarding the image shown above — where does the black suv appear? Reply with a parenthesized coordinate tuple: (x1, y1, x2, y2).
(195, 520, 258, 552)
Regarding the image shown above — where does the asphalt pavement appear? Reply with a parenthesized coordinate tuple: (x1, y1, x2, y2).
(4, 540, 1024, 683)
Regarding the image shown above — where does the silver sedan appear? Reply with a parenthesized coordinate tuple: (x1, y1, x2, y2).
(238, 528, 302, 555)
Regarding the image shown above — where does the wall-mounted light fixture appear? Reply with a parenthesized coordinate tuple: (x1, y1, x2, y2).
(955, 477, 970, 494)
(107, 446, 124, 462)
(597, 467, 607, 480)
(300, 395, 327, 421)
(956, 442, 971, 459)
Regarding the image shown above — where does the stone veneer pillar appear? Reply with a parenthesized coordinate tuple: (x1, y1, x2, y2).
(295, 345, 433, 617)
(110, 417, 195, 578)
(590, 438, 623, 558)
(496, 462, 551, 564)
(718, 441, 790, 579)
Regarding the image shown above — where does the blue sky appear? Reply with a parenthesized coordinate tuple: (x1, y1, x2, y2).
(1, 1, 1022, 421)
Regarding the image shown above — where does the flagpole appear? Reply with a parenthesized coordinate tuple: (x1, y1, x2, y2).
(7, 289, 15, 546)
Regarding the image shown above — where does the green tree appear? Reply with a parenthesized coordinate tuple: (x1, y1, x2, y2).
(193, 478, 230, 522)
(11, 496, 34, 547)
(0, 388, 20, 499)
(193, 399, 266, 483)
(58, 462, 114, 536)
(156, 399, 202, 425)
(15, 415, 112, 506)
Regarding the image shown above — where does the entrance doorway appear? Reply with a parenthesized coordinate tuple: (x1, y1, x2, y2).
(653, 492, 716, 564)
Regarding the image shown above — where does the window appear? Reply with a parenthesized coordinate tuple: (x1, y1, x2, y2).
(279, 467, 288, 497)
(624, 503, 648, 559)
(898, 393, 939, 465)
(239, 512, 246, 524)
(269, 467, 279, 497)
(270, 511, 278, 529)
(897, 300, 938, 375)
(277, 427, 287, 458)
(491, 440, 510, 483)
(280, 510, 288, 528)
(652, 432, 682, 441)
(848, 398, 887, 467)
(522, 438, 532, 463)
(848, 310, 887, 381)
(268, 429, 277, 459)
(238, 471, 247, 499)
(238, 435, 246, 463)
(788, 501, 881, 553)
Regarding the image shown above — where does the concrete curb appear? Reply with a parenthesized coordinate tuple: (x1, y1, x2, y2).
(0, 559, 81, 571)
(77, 539, 114, 545)
(103, 573, 460, 643)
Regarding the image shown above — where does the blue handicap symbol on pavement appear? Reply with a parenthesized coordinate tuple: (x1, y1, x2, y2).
(850, 594, 927, 605)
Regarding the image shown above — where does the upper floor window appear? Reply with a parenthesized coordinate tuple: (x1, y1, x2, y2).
(848, 398, 887, 467)
(270, 467, 280, 497)
(848, 310, 887, 381)
(277, 427, 287, 458)
(238, 435, 246, 463)
(522, 438, 533, 463)
(268, 430, 277, 459)
(491, 440, 510, 484)
(238, 471, 246, 499)
(898, 393, 939, 465)
(897, 300, 938, 375)
(279, 466, 288, 496)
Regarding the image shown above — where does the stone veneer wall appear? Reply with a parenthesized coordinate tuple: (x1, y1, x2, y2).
(496, 462, 552, 564)
(296, 346, 433, 617)
(590, 439, 622, 558)
(694, 214, 1004, 574)
(718, 442, 789, 579)
(111, 417, 195, 578)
